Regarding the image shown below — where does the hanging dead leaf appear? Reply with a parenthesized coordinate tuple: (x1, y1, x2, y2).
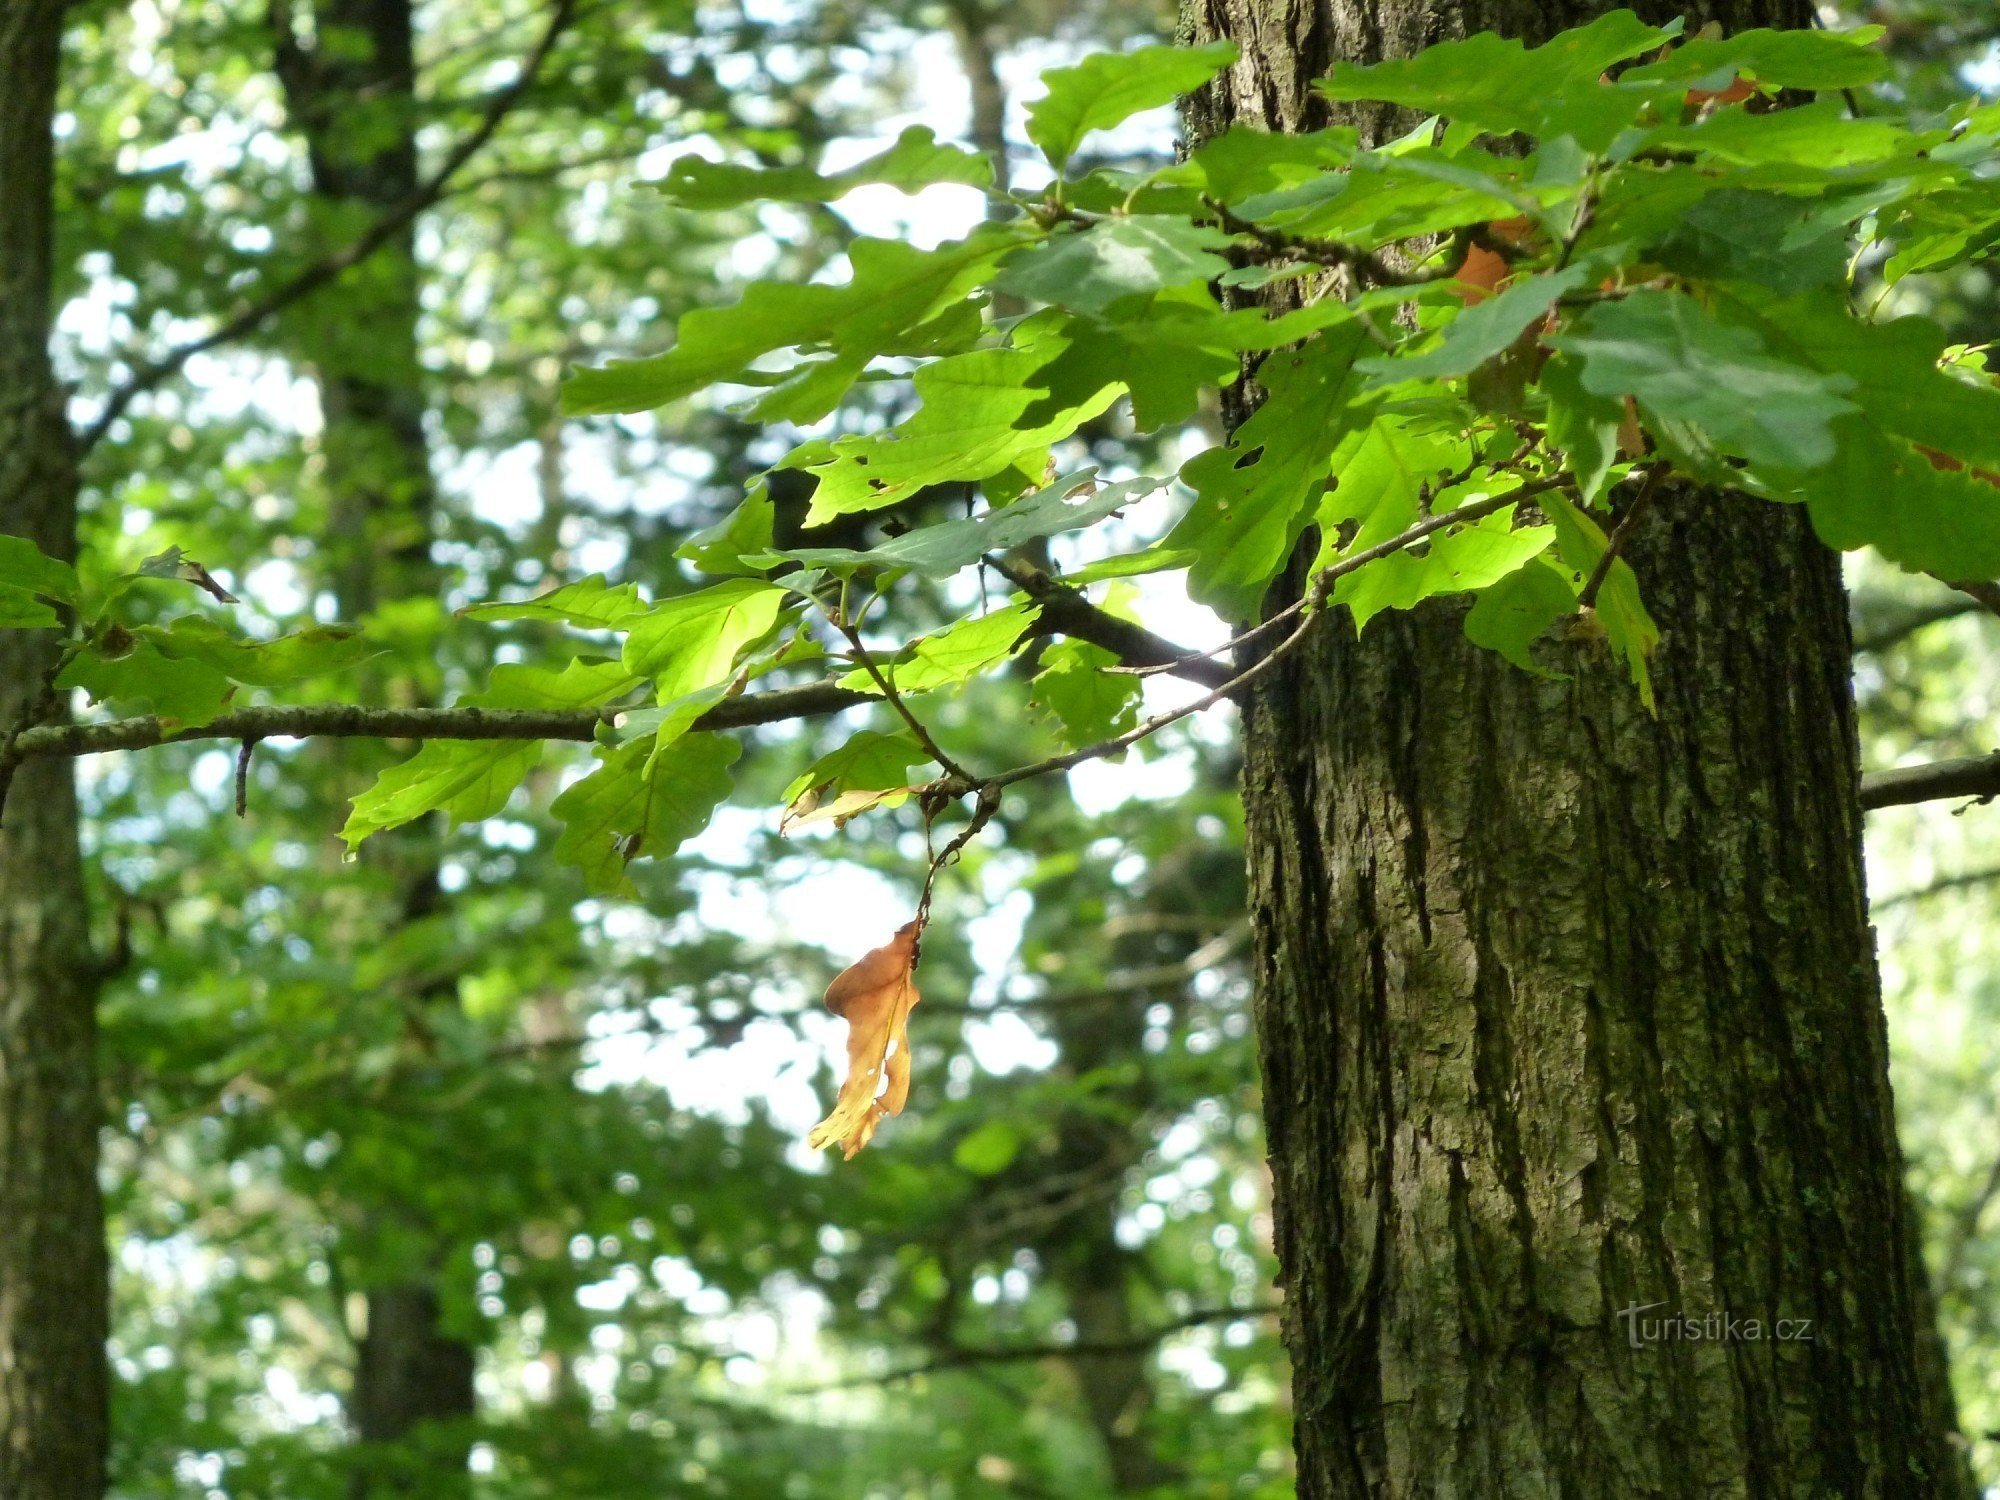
(807, 919, 924, 1159)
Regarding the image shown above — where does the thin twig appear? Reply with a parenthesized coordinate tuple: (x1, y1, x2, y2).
(1578, 464, 1666, 612)
(77, 0, 578, 454)
(830, 607, 976, 785)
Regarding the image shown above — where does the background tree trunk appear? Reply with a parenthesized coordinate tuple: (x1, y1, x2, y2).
(1179, 0, 1979, 1492)
(273, 1, 477, 1489)
(0, 2, 110, 1496)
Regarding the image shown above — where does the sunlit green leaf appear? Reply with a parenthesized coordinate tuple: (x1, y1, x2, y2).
(622, 580, 788, 698)
(552, 732, 741, 895)
(1026, 42, 1238, 171)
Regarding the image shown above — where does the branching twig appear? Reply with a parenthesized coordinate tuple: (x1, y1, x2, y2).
(989, 556, 1232, 689)
(830, 609, 975, 785)
(976, 481, 1568, 795)
(77, 0, 578, 454)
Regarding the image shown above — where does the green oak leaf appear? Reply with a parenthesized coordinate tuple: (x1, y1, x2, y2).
(1464, 557, 1578, 678)
(0, 533, 79, 618)
(768, 473, 1164, 580)
(342, 740, 544, 851)
(996, 216, 1234, 314)
(460, 574, 648, 630)
(1544, 490, 1658, 709)
(801, 341, 1121, 522)
(840, 604, 1040, 694)
(564, 228, 1029, 415)
(1547, 289, 1855, 472)
(1650, 189, 1855, 294)
(1622, 24, 1888, 92)
(1307, 418, 1468, 575)
(59, 637, 232, 727)
(1729, 290, 2000, 469)
(1318, 11, 1678, 150)
(140, 617, 377, 688)
(1538, 352, 1626, 506)
(1031, 638, 1141, 746)
(782, 729, 930, 808)
(1170, 323, 1379, 620)
(657, 127, 992, 209)
(621, 580, 788, 698)
(1026, 42, 1238, 171)
(1797, 421, 2000, 582)
(551, 732, 741, 896)
(679, 483, 777, 578)
(1334, 508, 1555, 632)
(340, 658, 642, 849)
(1363, 267, 1587, 384)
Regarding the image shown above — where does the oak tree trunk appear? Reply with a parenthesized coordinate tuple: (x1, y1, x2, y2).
(0, 2, 110, 1496)
(1178, 0, 1977, 1492)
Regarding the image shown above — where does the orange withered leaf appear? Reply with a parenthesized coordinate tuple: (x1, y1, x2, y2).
(807, 919, 923, 1159)
(1449, 217, 1536, 306)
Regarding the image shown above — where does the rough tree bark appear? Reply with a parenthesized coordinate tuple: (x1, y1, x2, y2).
(272, 1, 477, 1490)
(1178, 0, 1978, 1493)
(0, 2, 110, 1496)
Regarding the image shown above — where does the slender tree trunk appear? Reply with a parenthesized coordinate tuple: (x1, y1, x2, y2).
(1178, 0, 1977, 1492)
(273, 2, 476, 1490)
(0, 3, 109, 1496)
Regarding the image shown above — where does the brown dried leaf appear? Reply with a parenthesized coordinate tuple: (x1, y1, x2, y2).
(807, 920, 924, 1159)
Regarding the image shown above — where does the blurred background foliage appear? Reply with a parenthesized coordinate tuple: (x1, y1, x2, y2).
(47, 0, 2000, 1494)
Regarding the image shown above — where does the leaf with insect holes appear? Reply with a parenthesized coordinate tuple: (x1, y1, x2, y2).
(809, 920, 924, 1158)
